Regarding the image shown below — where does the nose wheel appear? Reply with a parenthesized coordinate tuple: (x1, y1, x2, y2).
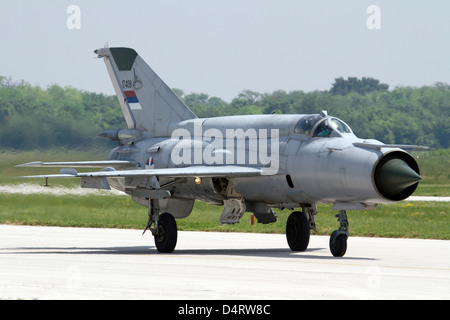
(329, 210, 349, 257)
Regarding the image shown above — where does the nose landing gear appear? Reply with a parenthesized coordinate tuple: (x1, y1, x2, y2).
(329, 210, 349, 257)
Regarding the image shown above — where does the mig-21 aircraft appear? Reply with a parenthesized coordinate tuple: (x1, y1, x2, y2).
(18, 47, 426, 257)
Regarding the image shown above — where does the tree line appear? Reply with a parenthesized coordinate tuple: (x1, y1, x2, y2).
(0, 76, 448, 149)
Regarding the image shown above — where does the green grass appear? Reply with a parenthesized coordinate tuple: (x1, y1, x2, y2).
(0, 192, 448, 239)
(0, 148, 108, 187)
(412, 149, 450, 184)
(180, 201, 450, 239)
(0, 149, 448, 239)
(412, 149, 450, 196)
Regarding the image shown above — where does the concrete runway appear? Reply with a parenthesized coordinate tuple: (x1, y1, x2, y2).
(0, 224, 449, 300)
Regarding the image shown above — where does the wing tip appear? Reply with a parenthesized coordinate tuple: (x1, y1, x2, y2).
(15, 161, 43, 168)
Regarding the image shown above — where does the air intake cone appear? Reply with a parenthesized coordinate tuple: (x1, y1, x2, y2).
(374, 154, 422, 201)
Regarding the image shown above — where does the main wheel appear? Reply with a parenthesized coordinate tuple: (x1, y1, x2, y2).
(329, 230, 347, 257)
(154, 213, 177, 253)
(286, 211, 310, 251)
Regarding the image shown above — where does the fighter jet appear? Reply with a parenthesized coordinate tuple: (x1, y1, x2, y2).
(18, 47, 426, 257)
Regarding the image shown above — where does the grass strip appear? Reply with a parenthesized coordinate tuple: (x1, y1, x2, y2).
(0, 193, 448, 240)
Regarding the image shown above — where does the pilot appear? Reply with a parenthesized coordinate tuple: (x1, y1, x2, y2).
(314, 121, 332, 137)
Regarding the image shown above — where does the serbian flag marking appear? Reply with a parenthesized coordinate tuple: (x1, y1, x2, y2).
(124, 91, 142, 110)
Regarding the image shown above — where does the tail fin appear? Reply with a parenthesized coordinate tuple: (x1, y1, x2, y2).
(94, 47, 197, 136)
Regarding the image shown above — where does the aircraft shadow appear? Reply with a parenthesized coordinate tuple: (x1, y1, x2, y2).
(174, 248, 376, 261)
(2, 246, 375, 261)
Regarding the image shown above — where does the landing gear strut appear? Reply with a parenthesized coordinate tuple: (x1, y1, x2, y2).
(143, 198, 177, 253)
(329, 210, 349, 257)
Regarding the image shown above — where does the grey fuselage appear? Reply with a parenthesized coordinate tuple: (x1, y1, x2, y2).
(104, 113, 419, 214)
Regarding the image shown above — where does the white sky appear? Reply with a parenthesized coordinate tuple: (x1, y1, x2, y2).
(1, 0, 449, 102)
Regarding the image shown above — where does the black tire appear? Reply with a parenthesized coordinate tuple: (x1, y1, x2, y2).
(154, 213, 177, 253)
(329, 230, 347, 257)
(286, 211, 310, 251)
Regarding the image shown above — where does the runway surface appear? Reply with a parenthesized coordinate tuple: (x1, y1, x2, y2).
(0, 224, 449, 300)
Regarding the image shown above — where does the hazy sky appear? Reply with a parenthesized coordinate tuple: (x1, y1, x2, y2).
(1, 0, 449, 101)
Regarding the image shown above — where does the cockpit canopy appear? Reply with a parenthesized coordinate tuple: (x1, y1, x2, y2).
(294, 114, 352, 137)
(294, 115, 322, 135)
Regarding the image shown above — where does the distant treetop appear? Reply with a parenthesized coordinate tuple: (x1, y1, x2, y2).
(330, 77, 389, 95)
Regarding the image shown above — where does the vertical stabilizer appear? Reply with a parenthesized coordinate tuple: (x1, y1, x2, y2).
(95, 47, 197, 136)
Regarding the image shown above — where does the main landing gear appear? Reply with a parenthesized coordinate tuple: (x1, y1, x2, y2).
(286, 207, 349, 257)
(143, 199, 178, 253)
(286, 206, 317, 252)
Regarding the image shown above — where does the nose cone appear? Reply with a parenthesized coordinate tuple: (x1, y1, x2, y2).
(374, 153, 422, 201)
